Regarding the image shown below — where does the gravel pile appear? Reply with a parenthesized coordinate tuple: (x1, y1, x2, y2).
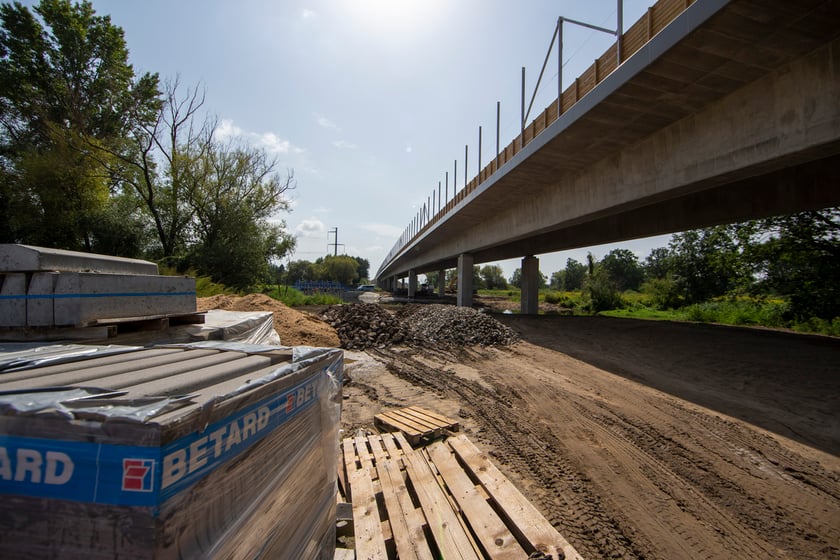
(322, 303, 518, 350)
(406, 304, 519, 347)
(321, 303, 412, 349)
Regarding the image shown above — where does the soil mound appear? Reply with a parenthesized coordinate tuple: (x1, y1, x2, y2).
(197, 294, 340, 347)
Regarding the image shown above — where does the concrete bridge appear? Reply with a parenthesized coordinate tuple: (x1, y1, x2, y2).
(374, 0, 840, 312)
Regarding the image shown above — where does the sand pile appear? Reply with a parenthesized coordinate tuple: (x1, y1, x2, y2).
(197, 294, 340, 347)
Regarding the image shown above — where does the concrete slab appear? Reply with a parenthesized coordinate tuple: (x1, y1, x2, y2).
(0, 244, 158, 275)
(27, 272, 58, 327)
(0, 273, 27, 327)
(53, 273, 196, 327)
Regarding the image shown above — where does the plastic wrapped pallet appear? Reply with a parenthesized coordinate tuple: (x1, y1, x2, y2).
(0, 342, 343, 559)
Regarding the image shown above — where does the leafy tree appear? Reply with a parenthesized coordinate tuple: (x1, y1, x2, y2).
(583, 253, 623, 312)
(644, 247, 673, 280)
(668, 226, 743, 304)
(315, 255, 361, 286)
(600, 248, 644, 292)
(509, 268, 521, 288)
(480, 264, 507, 289)
(353, 256, 370, 282)
(561, 258, 587, 291)
(285, 259, 315, 286)
(508, 267, 546, 289)
(183, 137, 295, 289)
(0, 0, 160, 249)
(743, 208, 840, 320)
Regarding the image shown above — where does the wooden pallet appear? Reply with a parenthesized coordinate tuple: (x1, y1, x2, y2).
(373, 406, 460, 445)
(341, 432, 583, 560)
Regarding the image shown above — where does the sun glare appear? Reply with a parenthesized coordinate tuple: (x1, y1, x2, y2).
(341, 0, 446, 42)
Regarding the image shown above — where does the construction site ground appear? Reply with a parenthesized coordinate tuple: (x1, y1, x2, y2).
(341, 312, 839, 559)
(200, 295, 840, 559)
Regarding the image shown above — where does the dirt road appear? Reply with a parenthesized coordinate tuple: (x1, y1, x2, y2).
(342, 315, 840, 559)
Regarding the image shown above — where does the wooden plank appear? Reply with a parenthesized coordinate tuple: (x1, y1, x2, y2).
(401, 448, 480, 560)
(386, 409, 440, 431)
(354, 435, 374, 471)
(334, 548, 355, 560)
(376, 457, 434, 560)
(381, 432, 405, 458)
(375, 415, 423, 442)
(447, 435, 584, 560)
(427, 442, 525, 560)
(407, 406, 460, 431)
(346, 438, 388, 560)
(378, 409, 434, 433)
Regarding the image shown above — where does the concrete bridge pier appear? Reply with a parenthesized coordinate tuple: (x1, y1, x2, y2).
(520, 255, 540, 315)
(437, 269, 446, 297)
(457, 254, 474, 308)
(408, 270, 417, 298)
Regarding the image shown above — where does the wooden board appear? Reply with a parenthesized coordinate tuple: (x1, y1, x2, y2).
(374, 406, 460, 445)
(341, 433, 584, 560)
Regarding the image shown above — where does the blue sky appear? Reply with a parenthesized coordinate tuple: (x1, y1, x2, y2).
(82, 0, 670, 280)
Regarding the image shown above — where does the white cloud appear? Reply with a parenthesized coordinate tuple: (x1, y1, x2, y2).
(315, 113, 339, 130)
(332, 139, 357, 149)
(405, 144, 413, 153)
(301, 8, 316, 20)
(295, 218, 326, 238)
(361, 223, 403, 238)
(215, 118, 302, 155)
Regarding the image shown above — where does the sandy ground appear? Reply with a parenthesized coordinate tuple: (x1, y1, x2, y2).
(200, 295, 839, 558)
(341, 312, 840, 560)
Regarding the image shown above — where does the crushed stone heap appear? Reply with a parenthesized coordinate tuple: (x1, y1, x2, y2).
(321, 303, 413, 350)
(322, 303, 517, 349)
(403, 304, 519, 347)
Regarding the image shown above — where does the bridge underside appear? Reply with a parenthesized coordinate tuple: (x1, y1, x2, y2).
(379, 1, 840, 284)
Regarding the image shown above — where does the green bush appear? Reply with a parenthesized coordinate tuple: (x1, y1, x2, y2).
(275, 286, 341, 307)
(195, 275, 235, 297)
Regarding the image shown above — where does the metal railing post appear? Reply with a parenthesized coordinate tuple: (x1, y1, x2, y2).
(464, 144, 468, 188)
(478, 126, 482, 176)
(520, 67, 526, 135)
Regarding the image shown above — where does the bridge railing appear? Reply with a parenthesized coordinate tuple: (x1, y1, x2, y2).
(380, 0, 695, 277)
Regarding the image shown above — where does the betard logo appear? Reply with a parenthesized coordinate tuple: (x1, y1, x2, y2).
(122, 458, 155, 492)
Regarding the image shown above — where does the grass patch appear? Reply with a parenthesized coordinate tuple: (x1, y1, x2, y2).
(273, 286, 341, 307)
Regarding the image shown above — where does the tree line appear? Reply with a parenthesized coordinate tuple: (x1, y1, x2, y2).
(0, 0, 294, 290)
(514, 209, 839, 323)
(281, 255, 370, 288)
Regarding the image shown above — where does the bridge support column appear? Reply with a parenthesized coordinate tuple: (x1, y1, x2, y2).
(457, 254, 474, 308)
(521, 255, 539, 315)
(437, 270, 446, 297)
(408, 270, 417, 298)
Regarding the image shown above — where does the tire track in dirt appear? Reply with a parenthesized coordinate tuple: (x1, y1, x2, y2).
(368, 338, 840, 560)
(369, 346, 645, 559)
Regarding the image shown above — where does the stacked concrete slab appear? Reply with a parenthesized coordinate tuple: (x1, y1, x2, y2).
(0, 342, 343, 559)
(0, 244, 195, 328)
